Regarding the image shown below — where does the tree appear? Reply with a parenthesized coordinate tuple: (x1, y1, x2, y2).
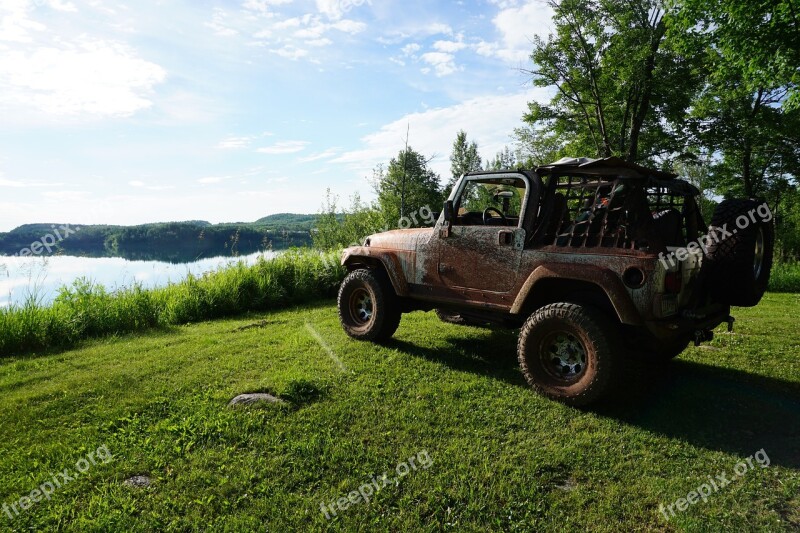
(313, 190, 385, 250)
(673, 0, 799, 109)
(514, 123, 562, 168)
(671, 0, 800, 201)
(372, 147, 444, 226)
(520, 0, 701, 165)
(448, 130, 482, 195)
(485, 146, 517, 171)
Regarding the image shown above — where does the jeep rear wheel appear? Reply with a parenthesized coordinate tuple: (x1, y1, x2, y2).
(517, 303, 619, 406)
(338, 269, 401, 342)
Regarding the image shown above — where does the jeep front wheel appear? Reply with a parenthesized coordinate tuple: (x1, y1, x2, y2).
(338, 269, 401, 342)
(517, 303, 619, 406)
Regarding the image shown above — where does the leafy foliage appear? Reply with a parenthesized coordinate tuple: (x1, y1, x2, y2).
(372, 147, 444, 226)
(521, 0, 700, 165)
(312, 190, 386, 250)
(447, 130, 482, 195)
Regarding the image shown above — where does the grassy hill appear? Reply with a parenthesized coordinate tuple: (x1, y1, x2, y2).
(0, 294, 797, 530)
(254, 213, 317, 232)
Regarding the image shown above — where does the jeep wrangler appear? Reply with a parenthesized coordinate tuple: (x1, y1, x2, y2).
(337, 157, 774, 406)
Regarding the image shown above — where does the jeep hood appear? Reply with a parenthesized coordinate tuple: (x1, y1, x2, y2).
(364, 228, 433, 251)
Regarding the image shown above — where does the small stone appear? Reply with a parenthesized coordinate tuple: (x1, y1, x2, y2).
(228, 393, 285, 407)
(555, 477, 577, 492)
(124, 475, 152, 488)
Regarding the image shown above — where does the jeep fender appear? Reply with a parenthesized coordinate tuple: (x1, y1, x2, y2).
(341, 247, 410, 297)
(511, 264, 643, 325)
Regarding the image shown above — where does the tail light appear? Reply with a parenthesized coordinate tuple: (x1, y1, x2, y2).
(665, 271, 682, 294)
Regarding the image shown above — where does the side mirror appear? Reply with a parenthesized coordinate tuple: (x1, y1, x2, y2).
(443, 200, 454, 223)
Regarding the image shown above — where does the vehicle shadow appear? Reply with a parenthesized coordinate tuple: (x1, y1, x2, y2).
(597, 358, 800, 470)
(387, 328, 525, 387)
(389, 332, 800, 470)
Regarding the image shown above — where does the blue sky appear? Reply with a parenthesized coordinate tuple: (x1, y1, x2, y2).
(0, 0, 554, 231)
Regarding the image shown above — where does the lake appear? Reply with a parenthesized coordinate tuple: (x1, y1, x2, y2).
(0, 251, 282, 309)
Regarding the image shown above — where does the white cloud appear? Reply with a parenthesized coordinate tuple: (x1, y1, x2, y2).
(330, 19, 366, 34)
(0, 40, 166, 117)
(297, 148, 339, 163)
(305, 37, 332, 47)
(0, 4, 166, 118)
(401, 43, 420, 56)
(376, 22, 453, 45)
(432, 35, 466, 53)
(257, 140, 310, 154)
(479, 1, 554, 63)
(0, 1, 45, 44)
(206, 8, 239, 37)
(316, 0, 371, 20)
(425, 22, 453, 36)
(46, 1, 77, 13)
(217, 136, 253, 149)
(244, 0, 294, 15)
(333, 89, 552, 178)
(269, 45, 308, 59)
(420, 52, 459, 77)
(246, 7, 365, 53)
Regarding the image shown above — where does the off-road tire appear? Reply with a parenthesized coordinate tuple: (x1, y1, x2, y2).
(338, 269, 401, 342)
(518, 303, 619, 407)
(704, 199, 774, 307)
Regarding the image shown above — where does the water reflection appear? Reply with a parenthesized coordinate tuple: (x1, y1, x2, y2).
(0, 251, 282, 309)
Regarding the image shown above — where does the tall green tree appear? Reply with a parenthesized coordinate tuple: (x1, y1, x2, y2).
(674, 0, 799, 109)
(672, 0, 799, 200)
(485, 146, 517, 171)
(448, 130, 482, 195)
(520, 0, 701, 165)
(372, 147, 444, 226)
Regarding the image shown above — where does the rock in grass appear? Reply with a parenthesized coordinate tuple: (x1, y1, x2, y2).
(228, 393, 285, 407)
(124, 475, 152, 488)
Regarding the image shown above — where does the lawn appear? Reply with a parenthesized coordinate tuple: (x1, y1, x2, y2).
(0, 294, 798, 531)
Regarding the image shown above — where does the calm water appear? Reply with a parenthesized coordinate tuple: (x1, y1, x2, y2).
(0, 251, 281, 309)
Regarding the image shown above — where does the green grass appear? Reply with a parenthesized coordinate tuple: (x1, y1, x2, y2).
(0, 249, 345, 358)
(769, 261, 800, 293)
(0, 294, 798, 531)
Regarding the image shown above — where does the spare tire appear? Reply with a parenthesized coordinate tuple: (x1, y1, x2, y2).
(704, 199, 774, 307)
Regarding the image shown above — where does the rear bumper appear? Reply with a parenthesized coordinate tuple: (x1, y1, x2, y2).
(645, 303, 731, 341)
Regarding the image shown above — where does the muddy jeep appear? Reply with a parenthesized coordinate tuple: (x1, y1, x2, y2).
(337, 157, 774, 406)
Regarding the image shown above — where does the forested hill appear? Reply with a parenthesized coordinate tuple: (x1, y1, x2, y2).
(0, 216, 317, 263)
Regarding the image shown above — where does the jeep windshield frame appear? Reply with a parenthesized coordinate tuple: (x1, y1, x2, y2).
(449, 170, 541, 231)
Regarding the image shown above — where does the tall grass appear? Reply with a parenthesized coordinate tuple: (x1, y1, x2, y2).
(768, 260, 800, 293)
(0, 250, 345, 358)
(2, 249, 797, 358)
